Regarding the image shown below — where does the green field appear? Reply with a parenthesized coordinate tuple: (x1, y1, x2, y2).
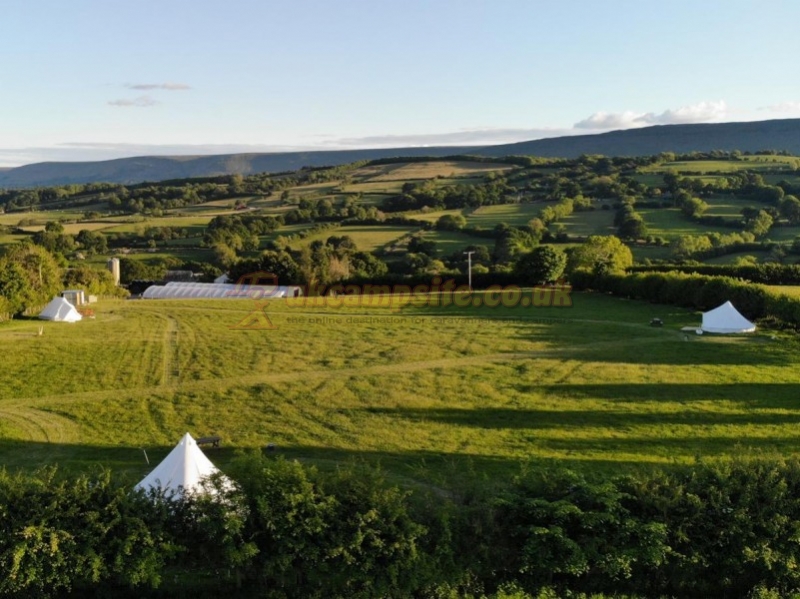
(638, 207, 725, 238)
(2, 292, 799, 484)
(466, 203, 541, 228)
(553, 208, 616, 235)
(642, 156, 800, 173)
(289, 225, 413, 252)
(422, 229, 493, 255)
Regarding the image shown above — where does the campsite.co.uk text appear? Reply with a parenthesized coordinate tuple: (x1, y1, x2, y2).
(229, 274, 573, 309)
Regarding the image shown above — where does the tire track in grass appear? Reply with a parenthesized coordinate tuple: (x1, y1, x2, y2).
(4, 333, 677, 416)
(0, 407, 80, 443)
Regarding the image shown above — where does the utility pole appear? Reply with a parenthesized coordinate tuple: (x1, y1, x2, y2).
(464, 250, 475, 290)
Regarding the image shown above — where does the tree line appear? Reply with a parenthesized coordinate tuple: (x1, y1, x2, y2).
(5, 454, 800, 598)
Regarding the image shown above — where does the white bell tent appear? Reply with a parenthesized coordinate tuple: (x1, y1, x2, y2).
(38, 296, 82, 322)
(135, 433, 228, 497)
(701, 301, 756, 334)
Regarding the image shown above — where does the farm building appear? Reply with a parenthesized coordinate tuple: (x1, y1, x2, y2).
(142, 281, 302, 300)
(61, 289, 85, 307)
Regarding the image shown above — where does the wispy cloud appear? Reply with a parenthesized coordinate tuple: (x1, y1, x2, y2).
(108, 95, 160, 108)
(575, 100, 728, 130)
(760, 101, 800, 113)
(126, 82, 191, 91)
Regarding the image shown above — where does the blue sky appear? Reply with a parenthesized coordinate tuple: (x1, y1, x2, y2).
(2, 0, 800, 166)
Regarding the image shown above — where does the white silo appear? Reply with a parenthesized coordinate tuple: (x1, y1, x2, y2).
(107, 257, 121, 286)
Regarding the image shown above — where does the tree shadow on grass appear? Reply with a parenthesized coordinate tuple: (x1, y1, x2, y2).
(360, 403, 800, 430)
(531, 382, 800, 407)
(0, 438, 657, 484)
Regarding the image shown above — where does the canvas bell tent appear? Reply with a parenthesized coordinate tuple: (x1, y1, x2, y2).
(135, 433, 229, 497)
(38, 296, 82, 322)
(701, 301, 756, 334)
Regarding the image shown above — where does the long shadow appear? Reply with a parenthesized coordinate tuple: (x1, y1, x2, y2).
(359, 405, 800, 430)
(0, 439, 654, 482)
(539, 435, 800, 456)
(0, 438, 239, 483)
(397, 294, 796, 367)
(532, 383, 800, 408)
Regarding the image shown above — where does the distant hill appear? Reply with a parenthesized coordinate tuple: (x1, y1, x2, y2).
(476, 118, 800, 159)
(3, 118, 800, 187)
(0, 147, 467, 188)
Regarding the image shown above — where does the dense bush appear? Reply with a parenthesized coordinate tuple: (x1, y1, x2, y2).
(629, 263, 800, 285)
(570, 269, 800, 329)
(8, 457, 800, 597)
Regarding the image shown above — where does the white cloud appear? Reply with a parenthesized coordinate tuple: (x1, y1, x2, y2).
(108, 95, 159, 108)
(574, 111, 646, 130)
(760, 101, 800, 113)
(575, 100, 728, 130)
(126, 82, 191, 91)
(639, 100, 728, 125)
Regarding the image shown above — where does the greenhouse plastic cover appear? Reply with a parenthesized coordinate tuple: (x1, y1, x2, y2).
(142, 281, 299, 299)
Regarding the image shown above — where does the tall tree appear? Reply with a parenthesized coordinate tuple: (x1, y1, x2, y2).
(568, 235, 633, 275)
(514, 246, 567, 284)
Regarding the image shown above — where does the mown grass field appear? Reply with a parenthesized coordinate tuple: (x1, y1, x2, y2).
(353, 161, 515, 182)
(288, 225, 412, 252)
(3, 292, 800, 486)
(641, 156, 800, 173)
(466, 203, 541, 228)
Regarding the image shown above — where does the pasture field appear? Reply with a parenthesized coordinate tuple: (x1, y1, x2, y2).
(2, 292, 800, 486)
(411, 208, 464, 223)
(0, 210, 90, 226)
(705, 251, 772, 265)
(421, 229, 493, 255)
(642, 156, 800, 173)
(762, 285, 800, 298)
(638, 207, 726, 238)
(465, 203, 542, 228)
(288, 225, 412, 252)
(702, 195, 758, 218)
(352, 160, 515, 182)
(553, 208, 616, 236)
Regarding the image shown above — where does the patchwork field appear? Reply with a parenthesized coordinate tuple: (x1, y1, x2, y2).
(353, 160, 515, 182)
(466, 203, 541, 228)
(2, 292, 799, 486)
(288, 225, 412, 252)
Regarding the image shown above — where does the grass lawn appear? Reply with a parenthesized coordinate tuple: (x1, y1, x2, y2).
(642, 156, 800, 173)
(640, 207, 728, 238)
(630, 244, 673, 262)
(289, 225, 413, 252)
(764, 226, 800, 242)
(703, 195, 758, 218)
(3, 292, 799, 483)
(0, 210, 90, 226)
(705, 251, 772, 265)
(411, 209, 464, 223)
(762, 285, 800, 298)
(422, 229, 493, 256)
(466, 203, 542, 228)
(103, 215, 217, 233)
(553, 209, 616, 236)
(353, 161, 515, 183)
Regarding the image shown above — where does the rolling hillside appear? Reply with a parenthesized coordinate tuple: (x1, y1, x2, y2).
(0, 147, 469, 187)
(478, 118, 800, 159)
(3, 118, 800, 187)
